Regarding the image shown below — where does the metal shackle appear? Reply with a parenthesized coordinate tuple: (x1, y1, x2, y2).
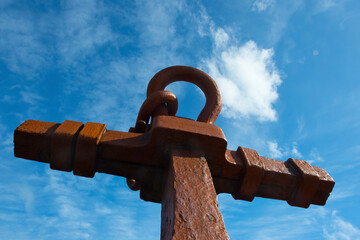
(136, 90, 178, 125)
(147, 66, 222, 124)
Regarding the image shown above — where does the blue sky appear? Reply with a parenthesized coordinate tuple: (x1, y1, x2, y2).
(1, 0, 359, 239)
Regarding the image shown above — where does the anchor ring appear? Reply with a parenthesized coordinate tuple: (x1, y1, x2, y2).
(147, 66, 222, 124)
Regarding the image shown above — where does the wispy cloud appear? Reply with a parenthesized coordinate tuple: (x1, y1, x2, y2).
(227, 205, 360, 240)
(0, 120, 12, 156)
(330, 185, 357, 201)
(291, 143, 303, 158)
(313, 0, 339, 14)
(296, 114, 309, 139)
(267, 140, 303, 159)
(43, 171, 159, 240)
(0, 6, 49, 78)
(0, 0, 120, 77)
(0, 166, 160, 240)
(268, 140, 284, 158)
(58, 0, 192, 129)
(227, 204, 330, 239)
(309, 148, 324, 163)
(18, 186, 34, 213)
(262, 1, 304, 46)
(252, 0, 275, 12)
(53, 1, 117, 65)
(19, 91, 44, 105)
(213, 28, 230, 49)
(324, 211, 360, 240)
(134, 0, 184, 47)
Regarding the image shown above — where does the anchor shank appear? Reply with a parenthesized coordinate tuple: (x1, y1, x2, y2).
(161, 148, 229, 240)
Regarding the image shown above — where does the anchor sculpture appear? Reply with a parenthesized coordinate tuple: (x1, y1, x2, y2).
(14, 66, 334, 239)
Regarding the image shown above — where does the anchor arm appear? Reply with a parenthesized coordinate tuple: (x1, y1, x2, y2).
(14, 117, 334, 208)
(212, 147, 335, 208)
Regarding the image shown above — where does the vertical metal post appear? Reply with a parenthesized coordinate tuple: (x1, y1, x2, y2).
(161, 148, 229, 240)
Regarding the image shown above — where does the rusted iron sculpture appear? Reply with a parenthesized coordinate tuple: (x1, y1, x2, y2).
(14, 66, 334, 239)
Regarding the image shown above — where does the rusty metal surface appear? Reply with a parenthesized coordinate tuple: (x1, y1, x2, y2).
(14, 117, 335, 207)
(73, 122, 106, 178)
(13, 65, 335, 239)
(147, 66, 222, 124)
(14, 120, 59, 163)
(161, 149, 229, 240)
(50, 120, 84, 172)
(132, 90, 178, 133)
(233, 146, 264, 201)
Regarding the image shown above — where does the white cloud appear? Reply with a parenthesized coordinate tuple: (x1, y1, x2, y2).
(297, 115, 305, 133)
(214, 28, 230, 49)
(227, 205, 330, 239)
(134, 0, 184, 47)
(324, 212, 360, 240)
(0, 122, 10, 147)
(268, 141, 283, 158)
(265, 1, 303, 45)
(73, 61, 142, 130)
(0, 9, 48, 78)
(41, 170, 148, 239)
(54, 0, 117, 64)
(19, 91, 44, 105)
(291, 143, 303, 158)
(266, 141, 329, 165)
(309, 148, 324, 163)
(19, 186, 34, 213)
(313, 0, 338, 14)
(58, 0, 195, 129)
(0, 0, 118, 77)
(330, 186, 356, 201)
(205, 40, 282, 121)
(252, 0, 275, 12)
(95, 204, 112, 215)
(267, 141, 303, 159)
(0, 0, 12, 8)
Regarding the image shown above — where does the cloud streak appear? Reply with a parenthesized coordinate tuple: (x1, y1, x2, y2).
(228, 205, 330, 239)
(0, 5, 48, 78)
(53, 0, 117, 65)
(267, 140, 303, 160)
(252, 0, 275, 12)
(324, 211, 360, 240)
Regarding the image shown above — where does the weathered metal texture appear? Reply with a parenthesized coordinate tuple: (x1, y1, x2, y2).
(14, 116, 335, 207)
(233, 147, 264, 201)
(73, 122, 106, 178)
(131, 90, 178, 133)
(14, 120, 60, 163)
(13, 65, 335, 239)
(161, 149, 229, 240)
(50, 120, 83, 172)
(147, 66, 222, 124)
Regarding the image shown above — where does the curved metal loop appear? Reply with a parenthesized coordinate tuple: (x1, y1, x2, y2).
(147, 66, 222, 124)
(127, 90, 178, 190)
(133, 90, 178, 133)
